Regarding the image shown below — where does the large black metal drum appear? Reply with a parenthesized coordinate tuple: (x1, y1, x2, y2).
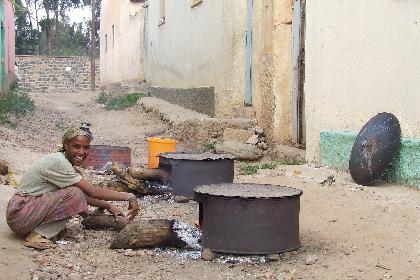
(158, 152, 234, 198)
(194, 183, 303, 255)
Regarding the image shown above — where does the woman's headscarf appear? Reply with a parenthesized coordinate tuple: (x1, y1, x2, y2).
(60, 122, 94, 151)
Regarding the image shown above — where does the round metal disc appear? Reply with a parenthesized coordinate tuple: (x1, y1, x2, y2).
(349, 112, 401, 185)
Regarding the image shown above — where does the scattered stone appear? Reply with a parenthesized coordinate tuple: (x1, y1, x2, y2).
(266, 253, 280, 262)
(281, 251, 292, 259)
(201, 248, 216, 261)
(1, 246, 7, 249)
(304, 254, 319, 265)
(68, 272, 82, 280)
(246, 135, 259, 145)
(215, 141, 263, 161)
(320, 175, 335, 186)
(257, 142, 268, 150)
(123, 249, 137, 257)
(252, 126, 264, 136)
(174, 196, 189, 203)
(37, 272, 53, 280)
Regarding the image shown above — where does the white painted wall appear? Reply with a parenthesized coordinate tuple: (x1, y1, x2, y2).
(305, 0, 420, 162)
(100, 0, 145, 86)
(145, 0, 247, 117)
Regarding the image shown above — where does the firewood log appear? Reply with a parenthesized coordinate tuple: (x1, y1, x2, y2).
(96, 180, 127, 192)
(110, 219, 187, 249)
(81, 209, 128, 231)
(128, 167, 169, 182)
(110, 162, 164, 195)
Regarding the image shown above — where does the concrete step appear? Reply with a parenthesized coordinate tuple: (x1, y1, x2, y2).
(138, 97, 259, 151)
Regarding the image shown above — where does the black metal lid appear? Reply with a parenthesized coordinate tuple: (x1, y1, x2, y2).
(349, 112, 401, 185)
(159, 152, 234, 161)
(194, 183, 302, 199)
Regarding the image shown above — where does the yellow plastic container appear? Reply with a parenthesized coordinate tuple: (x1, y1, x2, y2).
(147, 138, 177, 168)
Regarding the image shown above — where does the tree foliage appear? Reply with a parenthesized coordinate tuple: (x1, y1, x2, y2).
(14, 0, 101, 56)
(15, 0, 40, 54)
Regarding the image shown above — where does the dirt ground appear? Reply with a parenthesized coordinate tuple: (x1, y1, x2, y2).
(0, 90, 419, 280)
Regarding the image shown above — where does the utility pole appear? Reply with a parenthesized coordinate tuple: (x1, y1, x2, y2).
(90, 0, 96, 91)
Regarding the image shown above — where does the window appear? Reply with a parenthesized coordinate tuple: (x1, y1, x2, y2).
(191, 0, 203, 8)
(158, 0, 165, 25)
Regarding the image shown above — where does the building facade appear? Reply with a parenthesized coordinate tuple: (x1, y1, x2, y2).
(100, 0, 301, 146)
(0, 0, 15, 95)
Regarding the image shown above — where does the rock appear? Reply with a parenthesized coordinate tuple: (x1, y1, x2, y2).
(0, 159, 9, 175)
(68, 272, 82, 280)
(215, 141, 263, 161)
(257, 142, 268, 150)
(304, 254, 319, 265)
(201, 248, 216, 261)
(266, 253, 281, 262)
(252, 126, 264, 136)
(123, 249, 137, 257)
(37, 273, 52, 280)
(223, 128, 255, 143)
(174, 196, 189, 203)
(282, 251, 292, 259)
(246, 135, 259, 145)
(270, 145, 305, 163)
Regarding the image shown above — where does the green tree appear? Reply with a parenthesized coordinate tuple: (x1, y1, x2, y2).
(15, 0, 40, 55)
(15, 0, 98, 56)
(84, 0, 101, 56)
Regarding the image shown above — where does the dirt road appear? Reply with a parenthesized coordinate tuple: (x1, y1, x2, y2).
(0, 91, 419, 280)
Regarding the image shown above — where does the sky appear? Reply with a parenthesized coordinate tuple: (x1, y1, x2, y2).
(68, 6, 91, 24)
(28, 5, 92, 26)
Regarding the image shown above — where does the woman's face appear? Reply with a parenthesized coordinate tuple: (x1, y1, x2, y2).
(64, 136, 91, 166)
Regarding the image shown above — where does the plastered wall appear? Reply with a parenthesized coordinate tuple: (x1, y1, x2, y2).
(100, 0, 145, 86)
(305, 0, 420, 162)
(252, 0, 293, 144)
(144, 0, 246, 117)
(4, 0, 14, 85)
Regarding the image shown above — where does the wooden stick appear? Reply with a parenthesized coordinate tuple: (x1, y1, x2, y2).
(110, 162, 166, 195)
(128, 167, 169, 182)
(81, 209, 128, 231)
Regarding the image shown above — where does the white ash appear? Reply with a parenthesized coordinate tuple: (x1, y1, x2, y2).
(145, 181, 172, 191)
(217, 254, 267, 264)
(172, 220, 202, 250)
(153, 248, 201, 261)
(140, 194, 173, 203)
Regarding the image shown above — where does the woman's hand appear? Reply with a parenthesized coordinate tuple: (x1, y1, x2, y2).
(127, 196, 140, 222)
(107, 204, 123, 218)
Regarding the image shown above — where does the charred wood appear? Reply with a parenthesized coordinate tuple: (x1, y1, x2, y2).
(110, 219, 187, 249)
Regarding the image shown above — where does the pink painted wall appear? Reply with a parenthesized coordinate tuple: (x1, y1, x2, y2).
(4, 0, 15, 83)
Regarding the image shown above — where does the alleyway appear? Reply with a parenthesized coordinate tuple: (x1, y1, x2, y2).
(0, 91, 418, 280)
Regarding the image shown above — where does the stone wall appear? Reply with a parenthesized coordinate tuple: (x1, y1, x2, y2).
(16, 55, 100, 92)
(148, 86, 215, 117)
